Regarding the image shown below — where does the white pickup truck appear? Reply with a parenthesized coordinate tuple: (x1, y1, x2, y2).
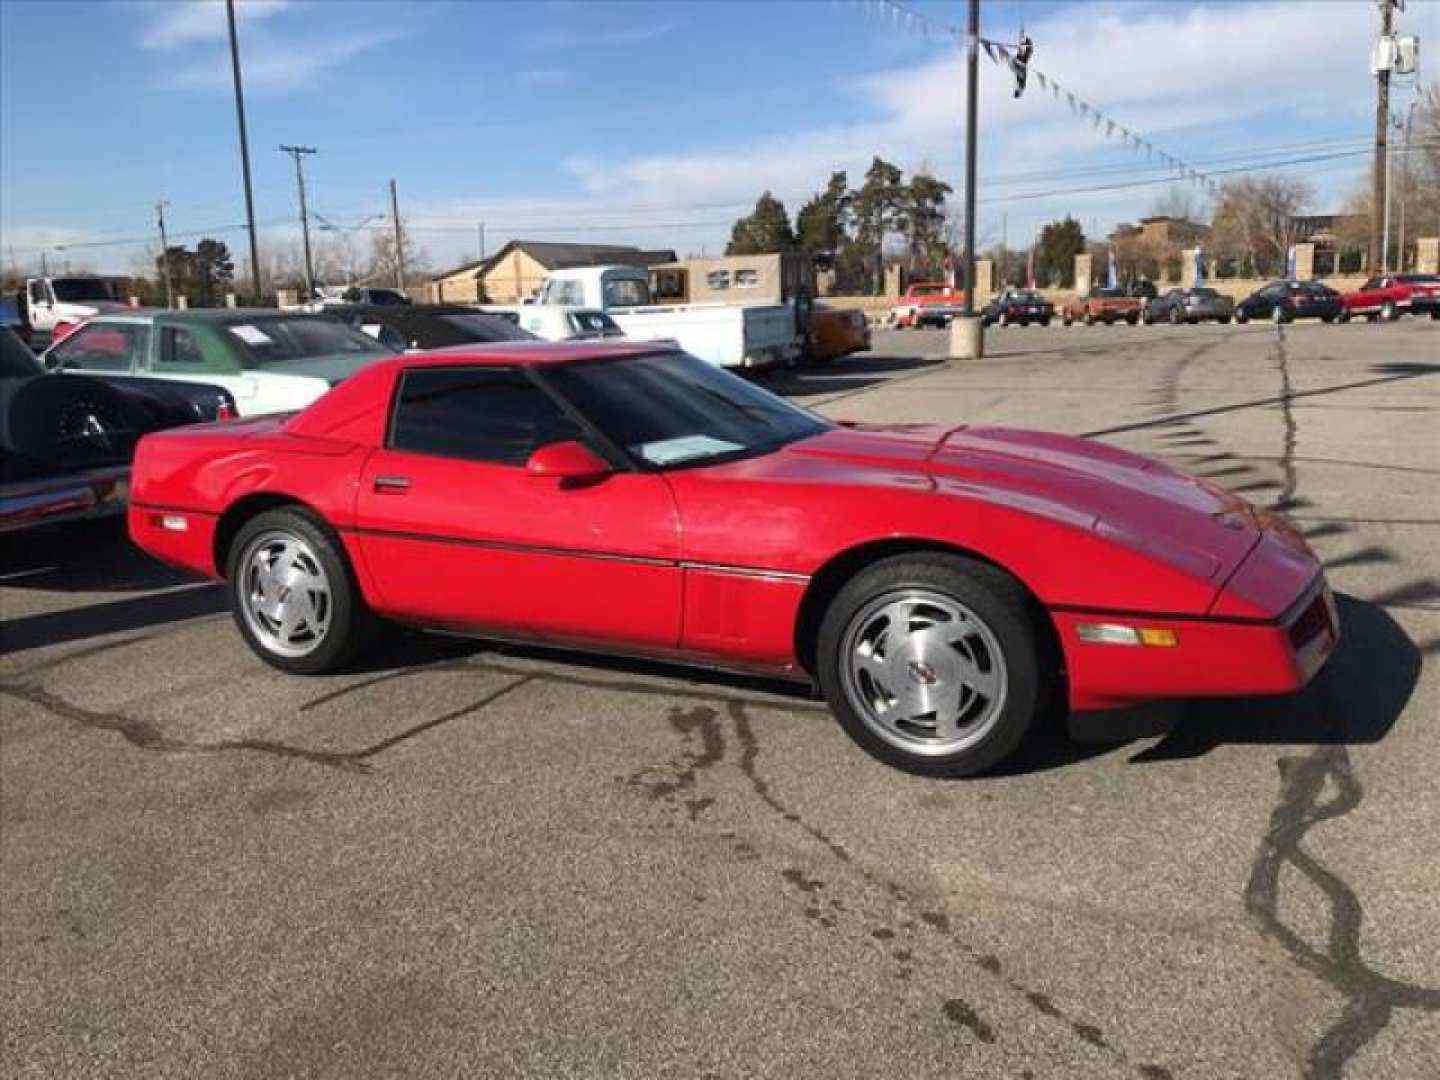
(19, 277, 131, 340)
(536, 265, 797, 369)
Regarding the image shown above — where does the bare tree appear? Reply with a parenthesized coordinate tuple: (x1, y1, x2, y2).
(1210, 175, 1314, 278)
(1149, 185, 1206, 224)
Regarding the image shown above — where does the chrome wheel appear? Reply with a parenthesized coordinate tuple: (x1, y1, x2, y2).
(238, 530, 332, 658)
(838, 589, 1008, 757)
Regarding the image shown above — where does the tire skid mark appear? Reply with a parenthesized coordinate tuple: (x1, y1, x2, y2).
(624, 699, 1173, 1077)
(1237, 323, 1440, 1079)
(0, 675, 533, 772)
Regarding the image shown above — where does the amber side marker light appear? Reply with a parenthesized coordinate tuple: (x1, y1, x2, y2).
(1075, 623, 1179, 647)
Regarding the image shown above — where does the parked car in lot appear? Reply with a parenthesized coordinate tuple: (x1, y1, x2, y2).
(129, 341, 1338, 778)
(43, 309, 394, 417)
(1233, 280, 1342, 324)
(17, 276, 130, 343)
(1061, 288, 1142, 326)
(1144, 287, 1234, 325)
(807, 303, 870, 362)
(331, 304, 536, 351)
(891, 282, 966, 329)
(515, 305, 627, 342)
(2, 325, 233, 532)
(1338, 273, 1440, 322)
(980, 288, 1053, 327)
(538, 265, 795, 368)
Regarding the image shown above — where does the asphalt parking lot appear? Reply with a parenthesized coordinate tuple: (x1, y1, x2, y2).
(3, 318, 1438, 1079)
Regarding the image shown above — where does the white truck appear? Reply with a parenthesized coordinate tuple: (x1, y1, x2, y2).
(536, 265, 797, 369)
(19, 277, 130, 340)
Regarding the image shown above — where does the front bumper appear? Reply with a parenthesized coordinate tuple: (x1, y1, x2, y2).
(1055, 574, 1338, 714)
(0, 466, 129, 533)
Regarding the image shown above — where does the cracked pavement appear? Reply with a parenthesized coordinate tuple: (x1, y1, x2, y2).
(3, 319, 1438, 1079)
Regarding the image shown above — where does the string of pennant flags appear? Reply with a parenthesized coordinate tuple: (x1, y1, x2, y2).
(865, 0, 1221, 196)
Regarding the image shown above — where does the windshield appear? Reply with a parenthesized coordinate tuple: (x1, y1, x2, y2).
(542, 351, 830, 469)
(51, 278, 115, 303)
(1, 326, 43, 378)
(438, 312, 536, 342)
(226, 316, 393, 367)
(602, 277, 650, 307)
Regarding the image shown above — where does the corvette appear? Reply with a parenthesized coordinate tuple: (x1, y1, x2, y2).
(128, 342, 1338, 776)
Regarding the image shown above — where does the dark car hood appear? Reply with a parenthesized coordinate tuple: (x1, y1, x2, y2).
(783, 423, 1263, 584)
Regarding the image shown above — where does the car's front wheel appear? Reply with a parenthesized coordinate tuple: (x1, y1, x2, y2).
(1381, 301, 1399, 321)
(228, 508, 378, 675)
(817, 555, 1046, 777)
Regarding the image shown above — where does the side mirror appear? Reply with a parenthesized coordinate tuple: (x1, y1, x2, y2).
(525, 440, 611, 484)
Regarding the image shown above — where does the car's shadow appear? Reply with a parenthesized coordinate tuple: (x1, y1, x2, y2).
(760, 354, 946, 398)
(992, 594, 1419, 777)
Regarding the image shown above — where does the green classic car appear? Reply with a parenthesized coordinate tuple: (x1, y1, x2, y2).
(43, 308, 395, 417)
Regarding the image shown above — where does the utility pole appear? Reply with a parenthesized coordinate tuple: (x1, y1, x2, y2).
(1396, 102, 1415, 272)
(40, 250, 48, 278)
(1000, 211, 1008, 286)
(477, 222, 486, 262)
(156, 200, 174, 308)
(226, 0, 262, 304)
(1382, 112, 1395, 273)
(1369, 0, 1395, 273)
(279, 145, 317, 299)
(951, 0, 983, 359)
(389, 179, 405, 292)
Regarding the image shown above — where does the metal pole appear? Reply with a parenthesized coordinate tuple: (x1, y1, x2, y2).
(1382, 122, 1393, 272)
(40, 250, 48, 278)
(156, 201, 173, 308)
(961, 0, 979, 317)
(1369, 0, 1393, 273)
(280, 145, 317, 299)
(1397, 103, 1414, 272)
(390, 179, 405, 292)
(226, 0, 261, 304)
(477, 222, 486, 262)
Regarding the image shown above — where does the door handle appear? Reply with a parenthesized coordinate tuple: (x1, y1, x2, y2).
(373, 475, 411, 492)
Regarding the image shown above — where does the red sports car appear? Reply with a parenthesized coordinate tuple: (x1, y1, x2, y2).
(128, 343, 1338, 777)
(1338, 273, 1440, 322)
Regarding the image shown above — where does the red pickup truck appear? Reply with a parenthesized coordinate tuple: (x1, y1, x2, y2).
(1061, 288, 1142, 326)
(891, 283, 967, 329)
(1339, 273, 1440, 322)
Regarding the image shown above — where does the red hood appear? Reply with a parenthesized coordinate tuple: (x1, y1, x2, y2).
(789, 423, 1272, 591)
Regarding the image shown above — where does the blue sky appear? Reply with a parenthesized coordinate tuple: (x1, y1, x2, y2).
(3, 0, 1435, 276)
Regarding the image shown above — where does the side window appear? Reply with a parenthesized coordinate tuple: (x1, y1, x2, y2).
(389, 367, 581, 466)
(705, 269, 732, 291)
(49, 322, 149, 373)
(156, 326, 211, 372)
(734, 268, 759, 288)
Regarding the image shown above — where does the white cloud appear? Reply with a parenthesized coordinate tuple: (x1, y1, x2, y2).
(168, 29, 405, 92)
(519, 68, 570, 87)
(140, 0, 290, 50)
(525, 20, 679, 52)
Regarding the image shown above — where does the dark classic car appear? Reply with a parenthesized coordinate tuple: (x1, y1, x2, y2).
(1233, 280, 1342, 324)
(329, 304, 538, 351)
(1, 325, 234, 532)
(980, 289, 1053, 327)
(1144, 288, 1235, 325)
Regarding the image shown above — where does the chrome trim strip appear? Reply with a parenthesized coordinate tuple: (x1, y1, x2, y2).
(346, 525, 810, 581)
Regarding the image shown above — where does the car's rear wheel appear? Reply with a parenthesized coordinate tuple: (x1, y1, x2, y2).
(1337, 311, 1351, 323)
(817, 555, 1046, 777)
(228, 508, 377, 675)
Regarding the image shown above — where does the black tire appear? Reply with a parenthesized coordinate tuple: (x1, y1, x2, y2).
(1235, 308, 1249, 324)
(816, 554, 1047, 778)
(1381, 301, 1398, 322)
(1083, 311, 1095, 326)
(0, 375, 150, 467)
(1143, 309, 1155, 325)
(226, 507, 379, 676)
(1062, 315, 1073, 327)
(1431, 309, 1439, 320)
(1338, 311, 1351, 324)
(1039, 317, 1050, 327)
(1126, 312, 1139, 325)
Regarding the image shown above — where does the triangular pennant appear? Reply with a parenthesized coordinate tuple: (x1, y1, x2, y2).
(1035, 71, 1047, 90)
(982, 40, 996, 62)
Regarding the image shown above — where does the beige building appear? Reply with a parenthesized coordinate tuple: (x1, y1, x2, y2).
(428, 241, 676, 304)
